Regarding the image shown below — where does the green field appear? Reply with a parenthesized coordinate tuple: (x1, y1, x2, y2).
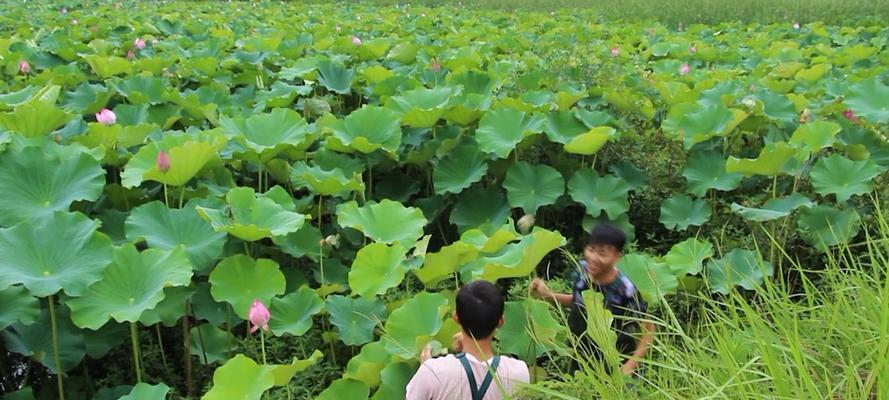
(0, 0, 887, 399)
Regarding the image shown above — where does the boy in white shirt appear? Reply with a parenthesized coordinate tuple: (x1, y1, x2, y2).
(406, 280, 530, 400)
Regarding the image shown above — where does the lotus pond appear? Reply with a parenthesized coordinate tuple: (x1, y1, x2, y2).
(0, 0, 888, 399)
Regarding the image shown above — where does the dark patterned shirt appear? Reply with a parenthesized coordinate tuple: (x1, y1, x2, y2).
(568, 260, 647, 355)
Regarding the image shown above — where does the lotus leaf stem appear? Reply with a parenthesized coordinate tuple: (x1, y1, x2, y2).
(48, 295, 65, 400)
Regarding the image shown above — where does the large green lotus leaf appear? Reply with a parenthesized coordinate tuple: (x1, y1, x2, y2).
(344, 341, 390, 387)
(498, 300, 566, 363)
(126, 201, 226, 272)
(121, 131, 225, 187)
(273, 224, 324, 261)
(269, 285, 323, 337)
(664, 238, 713, 276)
(845, 77, 889, 124)
(788, 121, 841, 154)
(370, 361, 414, 400)
(662, 102, 734, 149)
(567, 170, 631, 219)
(84, 55, 133, 78)
(290, 161, 365, 197)
(0, 211, 112, 297)
(382, 292, 449, 360)
(660, 194, 711, 231)
(326, 106, 402, 155)
(110, 75, 168, 105)
(219, 108, 313, 162)
(62, 83, 113, 114)
(317, 59, 355, 95)
(682, 150, 743, 196)
(209, 255, 286, 318)
(317, 378, 370, 400)
(326, 295, 387, 346)
(433, 141, 488, 195)
(138, 285, 196, 327)
(73, 123, 158, 163)
(618, 254, 678, 304)
(2, 306, 85, 373)
(191, 282, 233, 328)
(0, 143, 104, 226)
(202, 354, 275, 400)
(270, 350, 324, 387)
(705, 249, 773, 294)
(0, 100, 74, 138)
(730, 193, 815, 222)
(544, 110, 587, 144)
(189, 324, 238, 365)
(119, 383, 170, 400)
(797, 206, 861, 251)
(476, 228, 566, 282)
(564, 126, 614, 155)
(475, 108, 546, 158)
(349, 243, 408, 298)
(386, 87, 452, 128)
(449, 186, 511, 232)
(726, 142, 799, 176)
(503, 161, 565, 214)
(196, 187, 307, 242)
(0, 86, 40, 110)
(0, 286, 39, 330)
(810, 155, 885, 203)
(337, 200, 426, 245)
(755, 91, 797, 122)
(414, 242, 479, 287)
(67, 244, 192, 330)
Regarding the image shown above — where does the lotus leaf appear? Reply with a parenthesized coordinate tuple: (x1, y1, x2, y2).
(810, 154, 885, 203)
(503, 161, 564, 214)
(317, 378, 370, 400)
(660, 194, 711, 231)
(2, 306, 85, 373)
(382, 292, 449, 359)
(726, 142, 799, 176)
(845, 77, 889, 123)
(349, 243, 409, 298)
(618, 254, 678, 304)
(269, 285, 323, 336)
(498, 300, 566, 363)
(567, 170, 631, 219)
(449, 186, 511, 232)
(126, 201, 226, 272)
(0, 211, 113, 297)
(121, 130, 225, 187)
(664, 238, 714, 276)
(119, 383, 170, 400)
(219, 108, 313, 162)
(475, 108, 545, 158)
(433, 141, 489, 195)
(705, 249, 774, 294)
(730, 193, 816, 221)
(326, 295, 387, 346)
(682, 150, 743, 196)
(202, 354, 275, 400)
(189, 324, 238, 365)
(414, 242, 479, 287)
(0, 286, 40, 330)
(797, 206, 861, 251)
(270, 350, 324, 387)
(336, 199, 427, 245)
(386, 87, 452, 128)
(326, 106, 402, 155)
(209, 255, 286, 318)
(475, 228, 566, 282)
(370, 361, 414, 400)
(788, 121, 841, 153)
(344, 341, 390, 387)
(67, 244, 193, 330)
(196, 186, 307, 242)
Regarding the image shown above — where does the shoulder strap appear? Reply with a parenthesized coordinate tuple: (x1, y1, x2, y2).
(456, 353, 501, 400)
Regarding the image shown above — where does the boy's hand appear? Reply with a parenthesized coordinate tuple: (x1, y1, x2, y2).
(620, 360, 637, 376)
(530, 277, 553, 299)
(420, 343, 433, 363)
(452, 332, 464, 352)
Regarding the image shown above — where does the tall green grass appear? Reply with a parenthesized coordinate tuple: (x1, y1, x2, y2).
(363, 0, 889, 25)
(518, 206, 889, 399)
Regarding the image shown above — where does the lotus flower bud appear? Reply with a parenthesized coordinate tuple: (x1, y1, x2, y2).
(95, 108, 116, 125)
(680, 63, 690, 75)
(72, 19, 78, 25)
(842, 109, 857, 122)
(431, 58, 441, 72)
(18, 60, 30, 74)
(517, 214, 536, 234)
(799, 108, 811, 124)
(126, 49, 135, 60)
(322, 234, 340, 248)
(133, 38, 146, 50)
(156, 151, 171, 172)
(248, 300, 270, 333)
(610, 46, 619, 57)
(792, 22, 800, 29)
(689, 44, 697, 54)
(352, 35, 362, 46)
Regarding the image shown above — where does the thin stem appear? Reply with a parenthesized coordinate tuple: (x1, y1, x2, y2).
(318, 194, 337, 367)
(226, 304, 233, 359)
(183, 311, 193, 396)
(178, 185, 186, 209)
(130, 322, 142, 383)
(155, 324, 171, 378)
(189, 301, 209, 365)
(48, 295, 65, 400)
(163, 184, 170, 207)
(258, 163, 264, 193)
(260, 330, 267, 364)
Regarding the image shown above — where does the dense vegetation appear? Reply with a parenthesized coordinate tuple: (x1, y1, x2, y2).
(0, 0, 887, 399)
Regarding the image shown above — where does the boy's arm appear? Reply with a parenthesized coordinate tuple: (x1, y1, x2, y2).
(530, 278, 573, 306)
(621, 321, 654, 375)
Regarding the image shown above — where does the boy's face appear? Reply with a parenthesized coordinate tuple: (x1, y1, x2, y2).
(583, 244, 621, 277)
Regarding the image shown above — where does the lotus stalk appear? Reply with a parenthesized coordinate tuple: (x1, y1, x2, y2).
(130, 322, 143, 383)
(48, 295, 65, 400)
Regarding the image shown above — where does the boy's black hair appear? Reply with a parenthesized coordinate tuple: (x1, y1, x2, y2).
(587, 223, 626, 251)
(455, 280, 505, 339)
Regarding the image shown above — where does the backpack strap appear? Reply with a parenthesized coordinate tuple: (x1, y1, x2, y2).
(456, 353, 501, 400)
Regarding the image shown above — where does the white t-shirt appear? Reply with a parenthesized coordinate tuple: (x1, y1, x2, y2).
(405, 353, 530, 400)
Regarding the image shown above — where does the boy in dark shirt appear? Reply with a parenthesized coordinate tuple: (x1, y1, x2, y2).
(530, 223, 654, 376)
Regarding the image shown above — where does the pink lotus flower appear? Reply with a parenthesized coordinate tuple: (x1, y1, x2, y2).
(843, 109, 858, 122)
(18, 60, 30, 74)
(793, 22, 800, 29)
(352, 35, 362, 46)
(610, 46, 619, 57)
(95, 108, 116, 125)
(133, 38, 146, 50)
(156, 151, 171, 172)
(689, 45, 697, 54)
(680, 63, 691, 75)
(126, 49, 135, 60)
(431, 58, 441, 72)
(248, 300, 270, 333)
